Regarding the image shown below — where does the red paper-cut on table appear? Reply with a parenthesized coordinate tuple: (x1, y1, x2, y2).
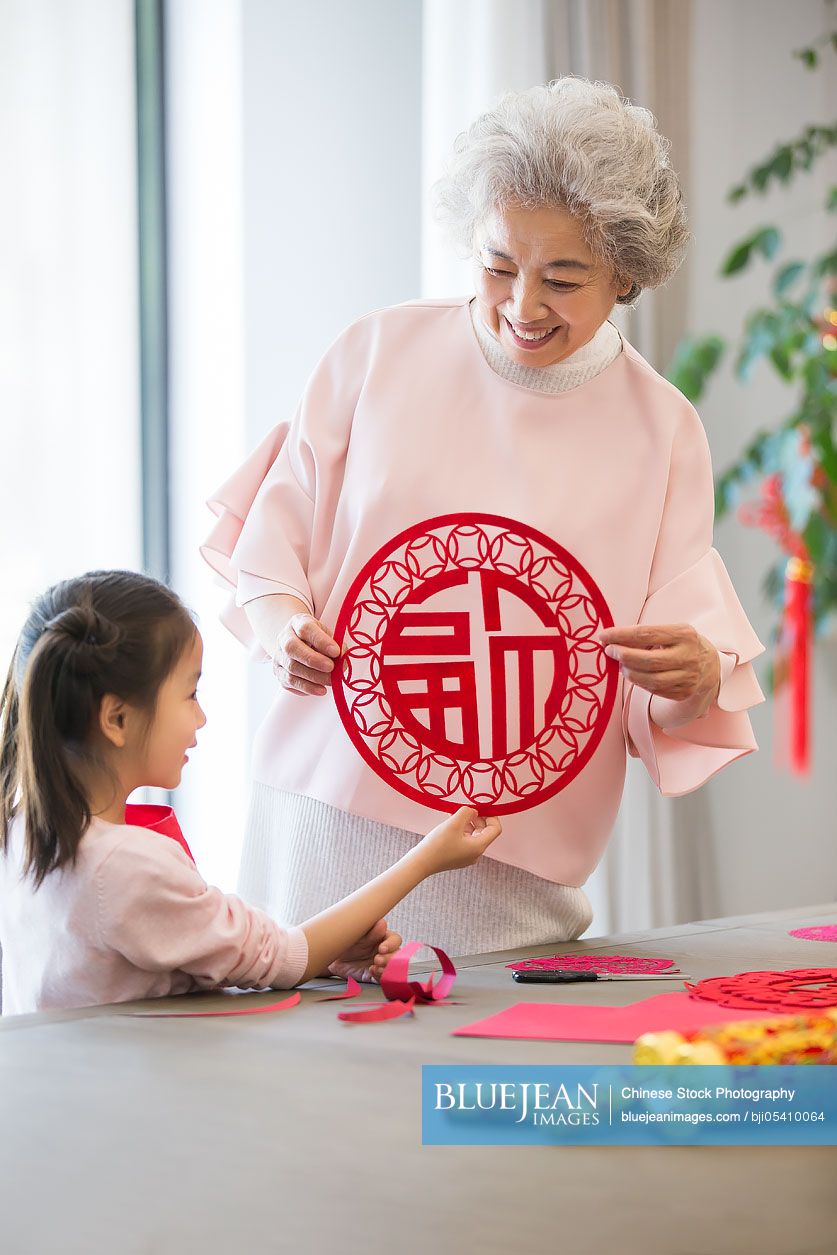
(685, 968, 837, 1012)
(789, 926, 837, 943)
(506, 955, 675, 975)
(332, 514, 618, 815)
(451, 994, 769, 1044)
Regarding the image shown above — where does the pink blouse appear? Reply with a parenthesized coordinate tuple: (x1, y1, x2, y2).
(202, 296, 764, 887)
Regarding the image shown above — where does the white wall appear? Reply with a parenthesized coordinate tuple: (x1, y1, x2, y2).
(0, 0, 142, 660)
(680, 0, 837, 915)
(239, 0, 423, 730)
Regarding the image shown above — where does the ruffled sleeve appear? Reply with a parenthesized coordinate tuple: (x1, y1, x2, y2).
(621, 397, 765, 796)
(199, 320, 365, 656)
(200, 422, 294, 655)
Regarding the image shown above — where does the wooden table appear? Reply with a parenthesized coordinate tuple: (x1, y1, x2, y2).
(1, 902, 836, 1255)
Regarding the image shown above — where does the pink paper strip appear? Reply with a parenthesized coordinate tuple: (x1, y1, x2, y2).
(338, 997, 416, 1024)
(380, 941, 456, 1004)
(451, 993, 768, 1044)
(317, 977, 363, 1001)
(127, 991, 301, 1018)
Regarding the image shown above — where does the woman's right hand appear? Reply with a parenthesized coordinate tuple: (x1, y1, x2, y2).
(273, 613, 341, 696)
(418, 806, 502, 873)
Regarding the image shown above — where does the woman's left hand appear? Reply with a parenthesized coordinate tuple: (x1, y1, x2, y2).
(326, 919, 403, 984)
(597, 623, 720, 717)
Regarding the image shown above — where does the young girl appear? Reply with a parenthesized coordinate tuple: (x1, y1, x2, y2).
(0, 570, 501, 1015)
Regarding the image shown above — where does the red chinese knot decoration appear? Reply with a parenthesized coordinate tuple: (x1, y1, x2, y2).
(332, 514, 618, 814)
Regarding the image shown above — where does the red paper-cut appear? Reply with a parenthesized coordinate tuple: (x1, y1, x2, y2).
(451, 994, 768, 1044)
(789, 926, 837, 943)
(332, 514, 618, 815)
(125, 803, 195, 863)
(126, 991, 301, 1018)
(506, 955, 675, 975)
(686, 968, 837, 1011)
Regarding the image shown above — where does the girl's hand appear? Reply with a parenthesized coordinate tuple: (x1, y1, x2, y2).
(418, 806, 502, 874)
(327, 919, 402, 983)
(597, 623, 721, 716)
(272, 613, 341, 696)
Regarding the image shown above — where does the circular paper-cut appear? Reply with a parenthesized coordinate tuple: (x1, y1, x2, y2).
(686, 968, 837, 1012)
(789, 926, 837, 943)
(332, 513, 618, 815)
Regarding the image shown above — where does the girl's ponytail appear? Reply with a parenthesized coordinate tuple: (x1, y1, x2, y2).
(1, 572, 195, 886)
(0, 656, 22, 857)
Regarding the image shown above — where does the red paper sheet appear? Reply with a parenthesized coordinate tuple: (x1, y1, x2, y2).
(451, 994, 768, 1044)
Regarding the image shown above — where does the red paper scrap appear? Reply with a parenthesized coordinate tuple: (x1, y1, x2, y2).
(451, 994, 767, 1044)
(789, 926, 837, 943)
(126, 991, 301, 1018)
(338, 997, 416, 1024)
(380, 940, 456, 1004)
(506, 955, 675, 975)
(686, 968, 837, 1011)
(318, 978, 363, 1001)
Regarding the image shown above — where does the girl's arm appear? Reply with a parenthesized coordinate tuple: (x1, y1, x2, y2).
(298, 808, 501, 981)
(96, 809, 500, 993)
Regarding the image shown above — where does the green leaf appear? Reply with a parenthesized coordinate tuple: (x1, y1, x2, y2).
(773, 260, 806, 296)
(721, 238, 754, 275)
(827, 186, 837, 211)
(795, 47, 818, 68)
(755, 225, 782, 260)
(666, 334, 726, 402)
(774, 146, 794, 181)
(813, 249, 837, 277)
(769, 345, 794, 380)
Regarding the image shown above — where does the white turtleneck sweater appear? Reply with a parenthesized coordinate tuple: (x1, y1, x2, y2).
(236, 305, 625, 956)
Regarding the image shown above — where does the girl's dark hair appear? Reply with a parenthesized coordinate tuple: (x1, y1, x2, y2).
(0, 570, 196, 887)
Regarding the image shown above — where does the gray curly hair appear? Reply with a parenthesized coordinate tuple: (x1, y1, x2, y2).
(432, 76, 689, 303)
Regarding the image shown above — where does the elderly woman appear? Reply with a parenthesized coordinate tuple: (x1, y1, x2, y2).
(203, 77, 763, 956)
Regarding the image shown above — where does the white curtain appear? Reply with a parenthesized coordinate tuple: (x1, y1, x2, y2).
(0, 0, 142, 658)
(420, 0, 700, 933)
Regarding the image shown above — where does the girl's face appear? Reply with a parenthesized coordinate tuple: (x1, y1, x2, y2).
(472, 202, 631, 366)
(138, 632, 207, 791)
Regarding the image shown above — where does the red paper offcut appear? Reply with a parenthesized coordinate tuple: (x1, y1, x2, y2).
(506, 955, 675, 975)
(338, 997, 416, 1024)
(127, 991, 301, 1018)
(686, 968, 837, 1012)
(789, 926, 837, 943)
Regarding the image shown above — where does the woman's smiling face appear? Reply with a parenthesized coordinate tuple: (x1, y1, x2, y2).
(472, 203, 631, 366)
